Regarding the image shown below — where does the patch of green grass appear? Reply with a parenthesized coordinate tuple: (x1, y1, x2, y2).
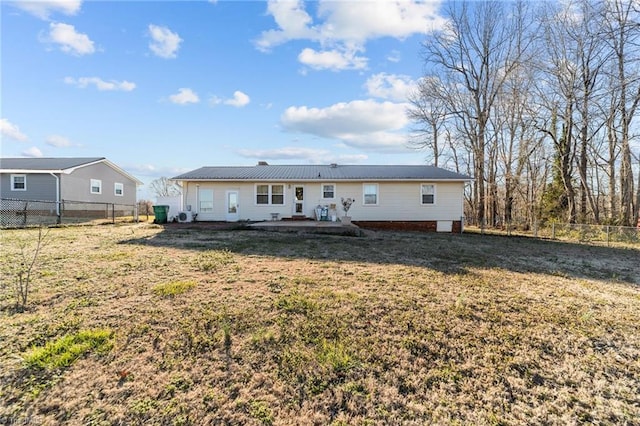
(152, 280, 197, 297)
(24, 328, 113, 370)
(318, 339, 357, 374)
(275, 291, 317, 315)
(193, 249, 235, 271)
(249, 400, 274, 425)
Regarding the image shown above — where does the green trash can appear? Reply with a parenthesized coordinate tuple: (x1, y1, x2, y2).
(152, 205, 170, 224)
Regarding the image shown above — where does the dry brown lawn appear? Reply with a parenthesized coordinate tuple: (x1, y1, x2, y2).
(1, 223, 639, 425)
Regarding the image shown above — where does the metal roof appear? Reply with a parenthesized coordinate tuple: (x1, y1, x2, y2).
(173, 164, 472, 181)
(0, 157, 143, 185)
(0, 157, 105, 171)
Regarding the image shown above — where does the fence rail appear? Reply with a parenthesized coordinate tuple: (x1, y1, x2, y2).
(474, 221, 640, 246)
(1, 198, 138, 228)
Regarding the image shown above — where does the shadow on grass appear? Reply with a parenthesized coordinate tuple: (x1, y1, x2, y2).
(119, 223, 640, 285)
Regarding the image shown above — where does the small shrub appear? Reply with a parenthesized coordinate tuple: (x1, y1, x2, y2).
(24, 328, 113, 369)
(152, 280, 197, 297)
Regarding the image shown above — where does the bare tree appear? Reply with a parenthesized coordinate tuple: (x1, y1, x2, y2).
(10, 227, 49, 312)
(407, 77, 449, 168)
(601, 0, 640, 225)
(149, 177, 182, 198)
(418, 1, 535, 226)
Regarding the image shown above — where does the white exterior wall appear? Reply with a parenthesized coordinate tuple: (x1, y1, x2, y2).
(334, 181, 464, 221)
(181, 180, 465, 222)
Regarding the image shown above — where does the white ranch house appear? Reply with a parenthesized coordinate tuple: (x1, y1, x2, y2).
(172, 163, 471, 232)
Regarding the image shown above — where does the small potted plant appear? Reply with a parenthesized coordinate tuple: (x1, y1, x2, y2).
(340, 197, 354, 225)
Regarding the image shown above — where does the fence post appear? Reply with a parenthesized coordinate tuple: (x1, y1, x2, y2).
(606, 225, 610, 246)
(111, 204, 115, 223)
(460, 216, 464, 234)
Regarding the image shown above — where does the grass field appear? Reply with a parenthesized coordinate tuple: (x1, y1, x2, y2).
(1, 223, 639, 425)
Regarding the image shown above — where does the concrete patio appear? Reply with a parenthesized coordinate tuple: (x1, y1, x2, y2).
(248, 220, 364, 236)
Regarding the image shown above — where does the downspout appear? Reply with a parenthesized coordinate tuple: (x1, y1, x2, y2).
(195, 183, 200, 214)
(50, 172, 60, 223)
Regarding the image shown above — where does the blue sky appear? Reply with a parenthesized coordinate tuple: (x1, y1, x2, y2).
(1, 0, 448, 196)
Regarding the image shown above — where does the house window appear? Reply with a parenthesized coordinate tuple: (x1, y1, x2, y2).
(271, 185, 284, 204)
(421, 184, 435, 204)
(11, 174, 26, 191)
(256, 184, 284, 205)
(322, 184, 335, 199)
(199, 189, 214, 212)
(256, 185, 269, 205)
(90, 179, 102, 194)
(363, 183, 378, 205)
(114, 182, 124, 196)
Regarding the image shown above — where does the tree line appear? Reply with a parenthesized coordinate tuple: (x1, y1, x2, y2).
(408, 0, 640, 227)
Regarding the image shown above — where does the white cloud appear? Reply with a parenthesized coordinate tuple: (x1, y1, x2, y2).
(298, 47, 367, 71)
(280, 99, 410, 152)
(169, 88, 200, 105)
(64, 76, 136, 91)
(210, 91, 251, 108)
(224, 91, 250, 108)
(22, 147, 43, 158)
(12, 0, 82, 20)
(1, 118, 28, 142)
(314, 1, 447, 43)
(148, 24, 182, 59)
(282, 99, 408, 136)
(365, 73, 417, 102)
(46, 22, 95, 55)
(256, 0, 447, 70)
(125, 164, 189, 177)
(255, 0, 317, 52)
(45, 135, 72, 147)
(386, 50, 401, 63)
(236, 147, 368, 164)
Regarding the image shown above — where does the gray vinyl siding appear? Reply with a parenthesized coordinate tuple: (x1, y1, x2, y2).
(0, 173, 57, 201)
(60, 163, 137, 205)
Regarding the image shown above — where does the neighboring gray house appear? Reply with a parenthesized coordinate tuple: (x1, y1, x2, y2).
(173, 163, 472, 232)
(0, 157, 142, 207)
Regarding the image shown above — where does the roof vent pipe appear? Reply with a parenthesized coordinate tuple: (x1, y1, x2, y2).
(258, 161, 269, 166)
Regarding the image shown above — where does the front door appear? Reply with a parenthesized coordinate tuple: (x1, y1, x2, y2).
(225, 190, 239, 222)
(294, 185, 304, 216)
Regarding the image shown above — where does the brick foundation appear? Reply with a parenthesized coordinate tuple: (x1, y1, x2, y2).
(353, 220, 462, 233)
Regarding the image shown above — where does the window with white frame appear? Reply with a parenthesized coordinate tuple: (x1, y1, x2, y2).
(11, 174, 26, 191)
(199, 189, 214, 212)
(421, 184, 435, 204)
(114, 182, 124, 196)
(90, 179, 102, 194)
(256, 184, 284, 205)
(363, 183, 378, 205)
(271, 184, 284, 204)
(256, 185, 269, 204)
(322, 183, 335, 199)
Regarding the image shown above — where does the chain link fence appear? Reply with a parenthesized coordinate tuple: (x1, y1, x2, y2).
(473, 220, 640, 247)
(1, 198, 138, 228)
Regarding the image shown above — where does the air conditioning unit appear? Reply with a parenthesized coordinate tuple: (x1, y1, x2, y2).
(177, 211, 193, 223)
